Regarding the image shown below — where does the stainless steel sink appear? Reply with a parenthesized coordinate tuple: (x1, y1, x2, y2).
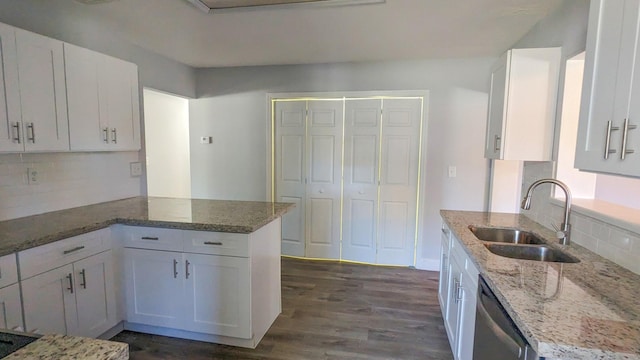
(484, 244, 580, 263)
(468, 226, 546, 245)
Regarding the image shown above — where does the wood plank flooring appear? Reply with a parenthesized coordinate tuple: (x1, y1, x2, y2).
(111, 257, 453, 360)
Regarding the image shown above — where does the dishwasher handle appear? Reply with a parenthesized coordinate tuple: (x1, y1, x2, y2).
(477, 289, 524, 358)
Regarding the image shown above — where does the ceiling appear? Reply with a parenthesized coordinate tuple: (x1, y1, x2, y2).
(60, 0, 562, 68)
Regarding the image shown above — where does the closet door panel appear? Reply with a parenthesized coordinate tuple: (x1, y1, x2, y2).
(275, 101, 306, 256)
(342, 99, 381, 263)
(305, 100, 343, 259)
(377, 99, 421, 266)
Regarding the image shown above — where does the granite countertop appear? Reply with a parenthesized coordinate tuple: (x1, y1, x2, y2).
(2, 334, 128, 360)
(0, 196, 294, 257)
(441, 210, 640, 360)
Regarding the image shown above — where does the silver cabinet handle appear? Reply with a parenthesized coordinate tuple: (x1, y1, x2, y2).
(604, 120, 620, 159)
(452, 278, 460, 304)
(185, 260, 190, 279)
(141, 236, 159, 241)
(173, 259, 178, 278)
(63, 246, 85, 255)
(103, 127, 109, 143)
(12, 122, 20, 143)
(79, 269, 87, 289)
(27, 123, 35, 143)
(66, 273, 74, 294)
(111, 128, 117, 143)
(203, 241, 223, 246)
(441, 226, 449, 235)
(494, 135, 501, 152)
(621, 118, 637, 160)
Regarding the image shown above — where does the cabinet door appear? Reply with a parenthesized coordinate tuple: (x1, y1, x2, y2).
(65, 43, 109, 151)
(0, 23, 23, 152)
(103, 56, 141, 151)
(183, 253, 251, 338)
(275, 100, 307, 257)
(438, 224, 451, 318)
(73, 251, 116, 338)
(456, 266, 478, 360)
(342, 99, 381, 264)
(15, 28, 68, 152)
(445, 254, 463, 351)
(0, 283, 24, 332)
(576, 0, 640, 177)
(377, 98, 421, 266)
(485, 52, 509, 159)
(22, 264, 77, 335)
(305, 100, 343, 260)
(124, 248, 183, 328)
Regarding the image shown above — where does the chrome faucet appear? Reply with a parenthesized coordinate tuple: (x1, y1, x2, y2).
(521, 179, 572, 245)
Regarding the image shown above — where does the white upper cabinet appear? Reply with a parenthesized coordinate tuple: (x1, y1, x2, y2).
(65, 43, 141, 151)
(14, 28, 69, 152)
(0, 23, 22, 152)
(485, 47, 561, 161)
(576, 0, 640, 177)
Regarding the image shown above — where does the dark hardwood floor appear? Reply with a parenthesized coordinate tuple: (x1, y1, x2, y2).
(111, 257, 453, 360)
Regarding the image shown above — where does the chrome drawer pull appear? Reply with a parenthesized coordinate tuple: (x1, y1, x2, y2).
(27, 123, 35, 143)
(141, 236, 159, 241)
(185, 260, 191, 279)
(621, 118, 637, 160)
(63, 246, 85, 255)
(203, 241, 223, 246)
(604, 120, 620, 159)
(103, 127, 109, 143)
(111, 128, 117, 143)
(173, 259, 178, 278)
(494, 135, 501, 152)
(12, 122, 20, 144)
(79, 269, 87, 289)
(66, 273, 74, 294)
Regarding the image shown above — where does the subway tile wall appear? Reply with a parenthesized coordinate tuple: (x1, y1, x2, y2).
(521, 161, 640, 275)
(0, 152, 142, 221)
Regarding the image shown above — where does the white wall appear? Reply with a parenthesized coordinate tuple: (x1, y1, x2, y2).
(0, 152, 141, 221)
(144, 89, 191, 199)
(192, 58, 493, 269)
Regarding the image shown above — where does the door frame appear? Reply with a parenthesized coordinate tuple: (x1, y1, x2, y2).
(266, 90, 430, 267)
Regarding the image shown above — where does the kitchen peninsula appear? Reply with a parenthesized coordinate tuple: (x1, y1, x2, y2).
(0, 197, 294, 356)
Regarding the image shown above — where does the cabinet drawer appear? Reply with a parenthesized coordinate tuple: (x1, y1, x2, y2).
(182, 231, 249, 257)
(19, 228, 111, 280)
(120, 226, 183, 252)
(0, 254, 18, 288)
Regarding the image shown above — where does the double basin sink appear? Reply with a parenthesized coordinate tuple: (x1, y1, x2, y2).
(468, 226, 580, 263)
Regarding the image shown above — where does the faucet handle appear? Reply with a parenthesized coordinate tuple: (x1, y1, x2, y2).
(550, 223, 566, 239)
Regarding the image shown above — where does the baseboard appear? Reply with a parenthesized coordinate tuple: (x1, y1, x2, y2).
(99, 321, 125, 340)
(123, 322, 262, 349)
(415, 257, 440, 271)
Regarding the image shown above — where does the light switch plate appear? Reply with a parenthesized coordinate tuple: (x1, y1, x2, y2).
(27, 168, 39, 185)
(448, 166, 457, 178)
(200, 136, 212, 144)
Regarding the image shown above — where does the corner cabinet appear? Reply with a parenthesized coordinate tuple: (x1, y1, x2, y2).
(65, 43, 141, 151)
(485, 47, 561, 161)
(575, 0, 640, 177)
(439, 221, 479, 360)
(0, 26, 69, 153)
(119, 219, 281, 349)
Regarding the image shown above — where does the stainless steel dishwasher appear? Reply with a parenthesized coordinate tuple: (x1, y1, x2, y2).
(473, 276, 538, 360)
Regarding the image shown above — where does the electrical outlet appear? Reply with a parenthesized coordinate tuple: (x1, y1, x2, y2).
(200, 136, 212, 144)
(130, 162, 142, 177)
(27, 168, 39, 185)
(448, 166, 457, 178)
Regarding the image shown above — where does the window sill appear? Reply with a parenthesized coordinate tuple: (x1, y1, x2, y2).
(550, 197, 640, 235)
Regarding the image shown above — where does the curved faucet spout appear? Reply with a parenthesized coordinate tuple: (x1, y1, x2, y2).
(521, 179, 572, 245)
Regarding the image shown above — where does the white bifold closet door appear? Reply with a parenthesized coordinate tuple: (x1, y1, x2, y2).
(342, 98, 421, 265)
(275, 100, 343, 259)
(276, 97, 421, 266)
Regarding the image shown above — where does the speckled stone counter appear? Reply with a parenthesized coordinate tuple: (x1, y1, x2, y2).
(0, 197, 294, 257)
(2, 334, 128, 359)
(441, 210, 640, 360)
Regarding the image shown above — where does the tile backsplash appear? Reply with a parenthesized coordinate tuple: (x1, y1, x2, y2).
(0, 152, 142, 221)
(521, 161, 640, 275)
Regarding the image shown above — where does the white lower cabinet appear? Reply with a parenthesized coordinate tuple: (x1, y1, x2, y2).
(121, 219, 281, 348)
(439, 221, 479, 360)
(0, 283, 23, 331)
(19, 229, 117, 338)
